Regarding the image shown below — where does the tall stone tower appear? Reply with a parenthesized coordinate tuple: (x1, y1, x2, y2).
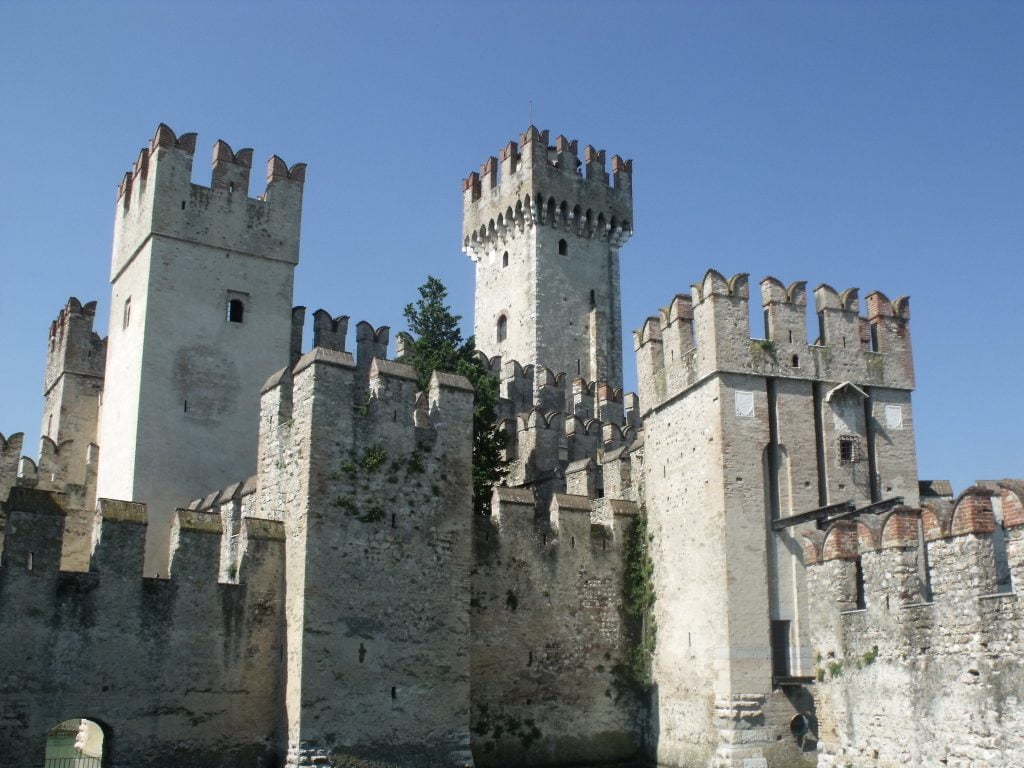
(40, 297, 106, 493)
(463, 127, 632, 390)
(95, 124, 305, 572)
(636, 270, 918, 767)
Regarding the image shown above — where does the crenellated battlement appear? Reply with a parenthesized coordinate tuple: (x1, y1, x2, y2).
(0, 485, 286, 765)
(470, 486, 642, 761)
(806, 483, 1024, 610)
(492, 355, 637, 427)
(807, 481, 1024, 766)
(0, 486, 280, 586)
(39, 296, 104, 505)
(282, 309, 394, 386)
(44, 298, 105, 391)
(480, 352, 643, 514)
(112, 123, 306, 278)
(462, 126, 633, 259)
(0, 432, 25, 506)
(117, 124, 305, 206)
(636, 269, 915, 415)
(310, 308, 349, 352)
(478, 486, 637, 553)
(251, 330, 476, 763)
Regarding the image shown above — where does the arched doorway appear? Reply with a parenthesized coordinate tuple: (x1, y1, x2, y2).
(44, 719, 104, 767)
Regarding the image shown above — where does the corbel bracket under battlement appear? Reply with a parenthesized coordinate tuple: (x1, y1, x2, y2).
(772, 496, 906, 531)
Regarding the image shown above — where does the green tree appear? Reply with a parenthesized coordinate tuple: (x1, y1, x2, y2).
(400, 276, 508, 514)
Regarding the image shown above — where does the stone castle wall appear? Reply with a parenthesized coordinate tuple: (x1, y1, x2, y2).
(0, 489, 285, 768)
(259, 347, 476, 767)
(470, 489, 642, 766)
(2, 123, 1021, 768)
(806, 483, 1024, 768)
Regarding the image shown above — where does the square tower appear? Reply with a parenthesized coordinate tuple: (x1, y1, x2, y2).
(96, 124, 305, 572)
(463, 127, 632, 390)
(635, 270, 918, 767)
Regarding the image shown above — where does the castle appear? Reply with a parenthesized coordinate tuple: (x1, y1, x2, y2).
(0, 124, 1020, 768)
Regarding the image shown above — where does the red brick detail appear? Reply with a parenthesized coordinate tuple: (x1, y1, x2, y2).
(801, 532, 824, 565)
(480, 156, 498, 190)
(882, 511, 920, 548)
(856, 522, 877, 551)
(463, 172, 481, 199)
(951, 489, 996, 536)
(1002, 489, 1024, 529)
(865, 290, 894, 319)
(922, 507, 944, 541)
(823, 521, 859, 561)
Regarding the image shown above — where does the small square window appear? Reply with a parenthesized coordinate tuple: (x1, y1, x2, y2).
(839, 436, 859, 464)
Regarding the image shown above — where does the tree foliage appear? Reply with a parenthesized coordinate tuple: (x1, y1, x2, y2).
(400, 276, 508, 514)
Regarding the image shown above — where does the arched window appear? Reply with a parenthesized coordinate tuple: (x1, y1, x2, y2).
(558, 238, 568, 255)
(227, 298, 244, 323)
(496, 314, 508, 343)
(122, 297, 131, 329)
(502, 251, 509, 268)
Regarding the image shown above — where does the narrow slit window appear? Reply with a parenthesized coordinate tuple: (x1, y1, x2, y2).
(589, 289, 596, 307)
(502, 251, 509, 267)
(122, 297, 131, 329)
(227, 298, 244, 323)
(855, 557, 867, 609)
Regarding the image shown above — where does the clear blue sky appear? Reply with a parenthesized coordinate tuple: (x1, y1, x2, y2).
(1, 1, 1021, 493)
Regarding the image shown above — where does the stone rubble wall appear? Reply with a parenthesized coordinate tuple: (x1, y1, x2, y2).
(257, 347, 476, 768)
(807, 484, 1024, 768)
(470, 487, 643, 766)
(0, 488, 286, 768)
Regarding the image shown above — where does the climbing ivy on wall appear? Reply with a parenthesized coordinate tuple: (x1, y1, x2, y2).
(623, 511, 657, 688)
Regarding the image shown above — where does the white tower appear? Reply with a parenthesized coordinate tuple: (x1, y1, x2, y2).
(96, 124, 305, 572)
(462, 127, 632, 390)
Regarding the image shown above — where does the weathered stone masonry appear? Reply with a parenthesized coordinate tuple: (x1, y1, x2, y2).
(1, 123, 1021, 768)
